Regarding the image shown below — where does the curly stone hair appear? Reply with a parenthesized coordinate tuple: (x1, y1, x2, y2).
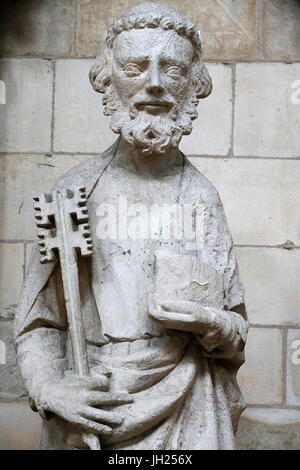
(89, 3, 212, 111)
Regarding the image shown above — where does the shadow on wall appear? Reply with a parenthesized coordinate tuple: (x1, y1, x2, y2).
(0, 0, 39, 54)
(0, 0, 39, 164)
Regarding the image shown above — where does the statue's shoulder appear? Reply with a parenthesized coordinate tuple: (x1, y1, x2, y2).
(54, 141, 118, 192)
(183, 156, 221, 206)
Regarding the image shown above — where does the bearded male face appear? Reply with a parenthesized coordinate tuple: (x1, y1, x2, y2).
(89, 5, 212, 156)
(109, 28, 196, 155)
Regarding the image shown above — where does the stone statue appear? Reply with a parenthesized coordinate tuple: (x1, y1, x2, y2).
(14, 3, 248, 450)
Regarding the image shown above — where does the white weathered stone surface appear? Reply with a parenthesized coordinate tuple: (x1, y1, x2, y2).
(0, 154, 89, 240)
(234, 63, 300, 158)
(25, 243, 34, 276)
(53, 60, 116, 153)
(0, 402, 42, 450)
(0, 244, 24, 319)
(189, 157, 300, 246)
(0, 59, 52, 153)
(237, 327, 283, 405)
(236, 408, 300, 450)
(286, 329, 300, 406)
(180, 64, 232, 156)
(236, 247, 300, 326)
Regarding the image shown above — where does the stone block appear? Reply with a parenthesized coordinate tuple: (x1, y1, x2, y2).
(53, 59, 116, 153)
(234, 63, 300, 158)
(236, 408, 300, 450)
(0, 321, 26, 399)
(260, 0, 300, 60)
(180, 64, 232, 156)
(0, 59, 52, 153)
(189, 157, 300, 246)
(0, 244, 24, 319)
(0, 402, 42, 450)
(237, 327, 283, 405)
(0, 0, 75, 57)
(235, 247, 300, 326)
(77, 0, 256, 60)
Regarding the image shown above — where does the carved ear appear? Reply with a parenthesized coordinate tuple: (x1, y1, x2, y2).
(192, 61, 213, 100)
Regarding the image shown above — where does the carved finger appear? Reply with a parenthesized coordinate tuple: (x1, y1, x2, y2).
(85, 376, 110, 391)
(76, 416, 112, 435)
(161, 301, 195, 314)
(148, 311, 196, 333)
(87, 391, 133, 406)
(81, 407, 123, 425)
(152, 309, 194, 323)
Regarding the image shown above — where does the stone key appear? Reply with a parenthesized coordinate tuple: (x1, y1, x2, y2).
(34, 187, 92, 262)
(33, 187, 101, 450)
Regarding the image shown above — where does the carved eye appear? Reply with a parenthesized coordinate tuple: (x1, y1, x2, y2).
(165, 66, 184, 79)
(124, 63, 143, 77)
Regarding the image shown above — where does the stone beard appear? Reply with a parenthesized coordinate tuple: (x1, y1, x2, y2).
(14, 2, 248, 451)
(107, 83, 198, 156)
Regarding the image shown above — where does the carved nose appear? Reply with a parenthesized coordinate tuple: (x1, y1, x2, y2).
(146, 66, 164, 96)
(146, 83, 164, 96)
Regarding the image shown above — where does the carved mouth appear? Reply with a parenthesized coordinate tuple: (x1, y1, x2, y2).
(136, 101, 173, 111)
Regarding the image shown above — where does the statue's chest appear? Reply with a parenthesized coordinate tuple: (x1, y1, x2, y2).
(85, 170, 193, 339)
(88, 168, 186, 245)
(91, 167, 183, 206)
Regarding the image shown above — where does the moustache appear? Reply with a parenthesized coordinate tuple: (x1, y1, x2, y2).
(129, 97, 178, 119)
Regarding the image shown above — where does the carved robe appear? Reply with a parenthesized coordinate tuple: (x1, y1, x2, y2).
(14, 139, 248, 450)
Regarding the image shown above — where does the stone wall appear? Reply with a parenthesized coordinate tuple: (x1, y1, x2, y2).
(0, 0, 299, 450)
